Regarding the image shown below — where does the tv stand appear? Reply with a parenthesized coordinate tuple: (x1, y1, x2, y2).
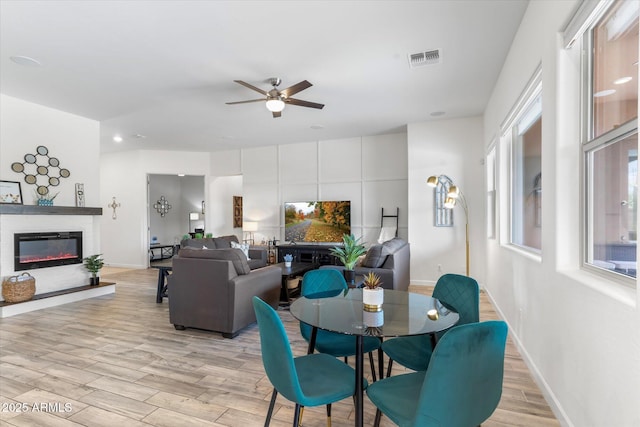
(277, 243, 343, 266)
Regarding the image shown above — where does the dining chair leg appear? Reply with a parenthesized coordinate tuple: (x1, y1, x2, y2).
(368, 351, 377, 382)
(264, 388, 278, 427)
(373, 408, 383, 427)
(326, 403, 332, 427)
(298, 406, 305, 426)
(378, 347, 384, 380)
(344, 356, 348, 363)
(293, 404, 301, 427)
(386, 358, 394, 377)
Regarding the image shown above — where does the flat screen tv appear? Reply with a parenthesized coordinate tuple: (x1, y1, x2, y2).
(284, 201, 351, 243)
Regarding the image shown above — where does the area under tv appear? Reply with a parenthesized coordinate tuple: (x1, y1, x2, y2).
(276, 243, 343, 266)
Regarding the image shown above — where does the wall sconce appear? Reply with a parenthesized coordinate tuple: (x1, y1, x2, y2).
(427, 175, 470, 276)
(243, 221, 258, 245)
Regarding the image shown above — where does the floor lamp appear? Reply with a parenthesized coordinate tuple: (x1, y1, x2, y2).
(427, 175, 470, 276)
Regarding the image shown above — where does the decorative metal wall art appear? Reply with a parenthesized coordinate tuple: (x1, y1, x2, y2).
(108, 196, 121, 219)
(11, 146, 70, 196)
(153, 196, 172, 217)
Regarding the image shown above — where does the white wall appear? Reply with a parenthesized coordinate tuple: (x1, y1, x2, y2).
(483, 1, 639, 426)
(100, 150, 210, 268)
(100, 136, 408, 267)
(407, 116, 485, 284)
(240, 134, 408, 248)
(0, 94, 101, 293)
(208, 175, 242, 238)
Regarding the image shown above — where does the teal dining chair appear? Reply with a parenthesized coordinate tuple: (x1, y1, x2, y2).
(252, 296, 366, 427)
(381, 273, 479, 376)
(367, 320, 508, 427)
(299, 269, 383, 380)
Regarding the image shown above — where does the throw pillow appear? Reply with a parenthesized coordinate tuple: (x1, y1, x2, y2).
(230, 241, 251, 260)
(377, 226, 397, 244)
(362, 244, 391, 268)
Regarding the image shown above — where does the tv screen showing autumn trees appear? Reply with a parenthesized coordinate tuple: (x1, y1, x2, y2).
(284, 201, 351, 243)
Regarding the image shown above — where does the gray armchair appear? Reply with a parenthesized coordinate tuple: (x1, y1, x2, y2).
(320, 238, 410, 291)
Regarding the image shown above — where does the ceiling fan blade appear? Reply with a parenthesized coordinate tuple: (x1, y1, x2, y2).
(279, 80, 312, 97)
(285, 97, 324, 109)
(226, 99, 265, 105)
(233, 80, 268, 96)
(272, 111, 282, 118)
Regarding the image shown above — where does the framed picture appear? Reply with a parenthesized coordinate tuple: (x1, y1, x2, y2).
(0, 180, 23, 204)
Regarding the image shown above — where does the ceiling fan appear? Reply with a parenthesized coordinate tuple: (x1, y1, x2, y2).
(226, 78, 324, 118)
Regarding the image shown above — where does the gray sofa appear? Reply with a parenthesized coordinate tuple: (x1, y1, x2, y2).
(320, 237, 410, 291)
(181, 235, 267, 270)
(168, 246, 281, 338)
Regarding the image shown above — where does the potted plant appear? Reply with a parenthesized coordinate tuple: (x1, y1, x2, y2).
(329, 234, 367, 284)
(83, 254, 104, 285)
(362, 271, 384, 313)
(283, 254, 293, 268)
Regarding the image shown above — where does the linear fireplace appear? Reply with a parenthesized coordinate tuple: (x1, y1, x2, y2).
(14, 231, 83, 271)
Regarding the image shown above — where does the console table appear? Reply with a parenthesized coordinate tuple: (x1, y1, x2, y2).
(277, 244, 342, 265)
(149, 244, 178, 261)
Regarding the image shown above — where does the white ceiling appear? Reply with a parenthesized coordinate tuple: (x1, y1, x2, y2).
(0, 0, 528, 154)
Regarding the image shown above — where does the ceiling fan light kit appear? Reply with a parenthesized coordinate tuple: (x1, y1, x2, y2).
(227, 77, 324, 118)
(265, 97, 285, 112)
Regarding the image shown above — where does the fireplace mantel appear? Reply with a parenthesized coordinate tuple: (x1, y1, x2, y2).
(0, 205, 102, 215)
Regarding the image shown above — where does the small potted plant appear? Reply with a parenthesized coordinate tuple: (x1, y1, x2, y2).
(283, 254, 293, 268)
(83, 254, 104, 285)
(362, 271, 384, 312)
(329, 234, 367, 284)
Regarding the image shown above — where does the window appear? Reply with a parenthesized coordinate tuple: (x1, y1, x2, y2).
(583, 0, 639, 280)
(486, 146, 497, 239)
(501, 71, 542, 253)
(512, 95, 542, 251)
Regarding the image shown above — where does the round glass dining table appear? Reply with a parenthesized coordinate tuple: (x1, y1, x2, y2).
(290, 288, 459, 427)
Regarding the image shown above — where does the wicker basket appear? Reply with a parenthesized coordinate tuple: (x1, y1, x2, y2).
(2, 272, 36, 303)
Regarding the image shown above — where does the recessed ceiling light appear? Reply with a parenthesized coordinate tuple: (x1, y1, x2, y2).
(430, 111, 446, 117)
(614, 76, 633, 85)
(10, 56, 42, 67)
(113, 135, 123, 143)
(132, 133, 147, 139)
(594, 89, 616, 97)
(310, 124, 324, 130)
(177, 174, 185, 177)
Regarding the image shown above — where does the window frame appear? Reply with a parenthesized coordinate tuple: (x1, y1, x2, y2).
(580, 0, 638, 285)
(499, 66, 543, 255)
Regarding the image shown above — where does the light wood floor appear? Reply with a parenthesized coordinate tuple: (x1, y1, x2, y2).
(0, 268, 559, 426)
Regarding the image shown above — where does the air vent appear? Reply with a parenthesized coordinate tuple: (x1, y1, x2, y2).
(408, 49, 441, 68)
